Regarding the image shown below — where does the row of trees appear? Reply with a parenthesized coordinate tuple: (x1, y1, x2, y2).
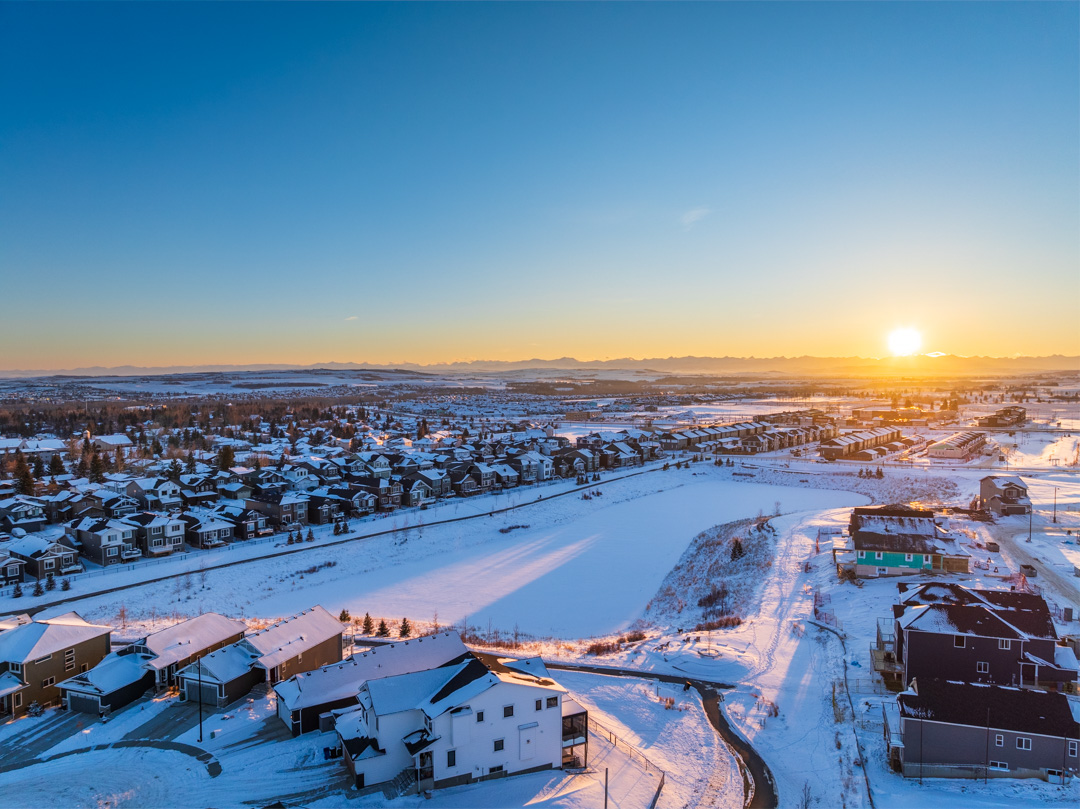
(339, 609, 412, 638)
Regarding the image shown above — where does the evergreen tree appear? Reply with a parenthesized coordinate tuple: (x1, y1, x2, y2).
(88, 453, 106, 483)
(151, 438, 163, 456)
(306, 528, 315, 542)
(333, 522, 341, 536)
(48, 454, 65, 478)
(399, 617, 411, 638)
(167, 459, 182, 481)
(218, 444, 236, 471)
(185, 452, 197, 474)
(61, 578, 71, 591)
(362, 612, 374, 634)
(45, 574, 55, 591)
(12, 582, 22, 598)
(75, 454, 89, 478)
(31, 455, 44, 479)
(376, 619, 390, 638)
(730, 538, 746, 561)
(252, 455, 262, 472)
(339, 608, 351, 622)
(14, 453, 35, 495)
(876, 467, 884, 479)
(32, 579, 44, 597)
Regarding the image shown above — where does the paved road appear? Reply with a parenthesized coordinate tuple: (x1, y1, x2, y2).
(547, 662, 777, 809)
(990, 524, 1080, 604)
(0, 709, 86, 769)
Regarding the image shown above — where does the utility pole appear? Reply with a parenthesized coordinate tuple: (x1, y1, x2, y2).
(604, 767, 608, 809)
(1053, 487, 1058, 523)
(1028, 507, 1033, 543)
(197, 655, 204, 743)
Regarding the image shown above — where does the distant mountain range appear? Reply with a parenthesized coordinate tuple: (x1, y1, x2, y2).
(0, 354, 1076, 379)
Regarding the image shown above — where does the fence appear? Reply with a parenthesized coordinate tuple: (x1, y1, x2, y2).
(587, 716, 666, 808)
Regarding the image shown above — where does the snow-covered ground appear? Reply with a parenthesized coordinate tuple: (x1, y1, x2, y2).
(5, 443, 1078, 808)
(36, 469, 866, 640)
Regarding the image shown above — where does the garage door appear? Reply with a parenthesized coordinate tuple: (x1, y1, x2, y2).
(67, 693, 100, 715)
(184, 680, 220, 706)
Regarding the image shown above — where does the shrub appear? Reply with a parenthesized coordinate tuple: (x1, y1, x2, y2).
(693, 616, 742, 631)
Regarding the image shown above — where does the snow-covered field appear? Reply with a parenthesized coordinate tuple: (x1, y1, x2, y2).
(39, 470, 866, 639)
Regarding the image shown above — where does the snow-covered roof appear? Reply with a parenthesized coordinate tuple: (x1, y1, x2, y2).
(245, 606, 341, 670)
(275, 632, 467, 712)
(142, 613, 248, 671)
(0, 612, 111, 664)
(60, 650, 152, 696)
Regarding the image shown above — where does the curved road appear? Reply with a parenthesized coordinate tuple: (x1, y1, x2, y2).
(547, 662, 777, 809)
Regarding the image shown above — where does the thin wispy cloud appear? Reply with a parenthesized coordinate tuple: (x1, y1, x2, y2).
(681, 207, 711, 231)
(344, 315, 358, 321)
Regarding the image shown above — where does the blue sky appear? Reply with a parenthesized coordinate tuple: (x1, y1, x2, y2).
(1, 2, 1076, 368)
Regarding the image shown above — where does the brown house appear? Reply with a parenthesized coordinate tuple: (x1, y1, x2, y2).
(0, 612, 111, 718)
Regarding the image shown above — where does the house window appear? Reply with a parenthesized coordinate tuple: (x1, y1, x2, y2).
(490, 765, 504, 774)
(106, 547, 118, 557)
(995, 734, 1004, 747)
(988, 760, 1008, 771)
(476, 711, 484, 723)
(503, 705, 514, 718)
(875, 552, 883, 560)
(547, 697, 558, 708)
(857, 551, 865, 559)
(493, 739, 504, 752)
(43, 559, 55, 570)
(905, 553, 913, 562)
(535, 699, 542, 711)
(998, 639, 1011, 650)
(13, 693, 21, 708)
(447, 750, 456, 768)
(1069, 740, 1078, 757)
(41, 677, 55, 688)
(152, 539, 163, 548)
(34, 654, 51, 664)
(65, 649, 75, 672)
(9, 662, 21, 675)
(977, 662, 989, 674)
(954, 636, 965, 648)
(1016, 737, 1032, 751)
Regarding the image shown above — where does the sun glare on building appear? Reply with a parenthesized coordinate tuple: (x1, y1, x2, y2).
(887, 327, 922, 357)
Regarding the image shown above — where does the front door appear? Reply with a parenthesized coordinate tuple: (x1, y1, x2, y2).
(418, 751, 434, 790)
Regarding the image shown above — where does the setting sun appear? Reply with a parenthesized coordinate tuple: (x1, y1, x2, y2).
(888, 327, 922, 357)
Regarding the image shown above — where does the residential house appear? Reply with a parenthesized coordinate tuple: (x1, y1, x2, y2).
(0, 496, 48, 534)
(980, 476, 1032, 516)
(274, 632, 469, 736)
(0, 551, 25, 585)
(179, 512, 234, 548)
(212, 504, 272, 540)
(121, 512, 187, 557)
(888, 583, 1078, 690)
(177, 606, 342, 706)
(246, 492, 309, 527)
(333, 646, 575, 793)
(884, 678, 1078, 781)
(65, 517, 142, 566)
(126, 477, 182, 511)
(2, 533, 83, 579)
(0, 612, 112, 718)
